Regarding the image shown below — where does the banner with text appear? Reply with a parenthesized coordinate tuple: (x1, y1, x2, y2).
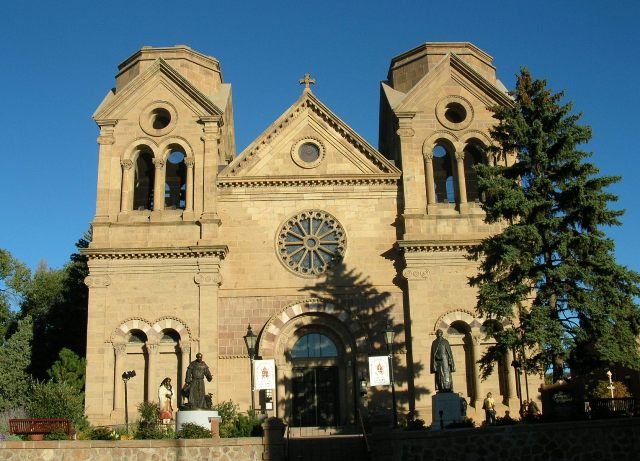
(254, 359, 276, 390)
(368, 356, 390, 386)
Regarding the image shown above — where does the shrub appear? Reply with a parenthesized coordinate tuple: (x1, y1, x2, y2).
(89, 426, 119, 440)
(44, 429, 70, 440)
(445, 417, 475, 429)
(176, 422, 212, 439)
(26, 380, 88, 431)
(213, 400, 262, 437)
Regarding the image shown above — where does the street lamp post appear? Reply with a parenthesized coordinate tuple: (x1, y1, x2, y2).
(244, 324, 257, 415)
(383, 321, 398, 428)
(122, 370, 136, 434)
(606, 370, 615, 399)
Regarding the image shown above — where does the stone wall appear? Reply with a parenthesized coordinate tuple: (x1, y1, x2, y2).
(370, 417, 640, 461)
(0, 437, 264, 461)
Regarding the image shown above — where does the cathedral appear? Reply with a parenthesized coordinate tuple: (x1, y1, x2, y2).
(83, 42, 536, 427)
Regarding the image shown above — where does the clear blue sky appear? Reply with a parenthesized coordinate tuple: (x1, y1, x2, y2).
(1, 0, 638, 275)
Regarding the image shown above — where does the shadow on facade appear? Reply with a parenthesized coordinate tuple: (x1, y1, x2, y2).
(271, 261, 428, 430)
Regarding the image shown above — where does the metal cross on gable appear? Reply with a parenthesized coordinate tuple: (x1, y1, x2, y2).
(299, 73, 316, 90)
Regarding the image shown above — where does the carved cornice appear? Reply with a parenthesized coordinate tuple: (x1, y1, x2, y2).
(398, 239, 481, 253)
(402, 268, 431, 280)
(84, 275, 112, 288)
(218, 175, 399, 189)
(82, 245, 228, 260)
(194, 273, 223, 286)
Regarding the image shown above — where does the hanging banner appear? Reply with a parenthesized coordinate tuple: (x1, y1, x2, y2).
(368, 356, 390, 386)
(254, 359, 276, 390)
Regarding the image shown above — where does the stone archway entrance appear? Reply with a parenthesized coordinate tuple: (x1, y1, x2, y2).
(290, 331, 342, 426)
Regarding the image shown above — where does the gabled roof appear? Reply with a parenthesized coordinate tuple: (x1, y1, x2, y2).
(393, 52, 512, 113)
(218, 89, 400, 187)
(93, 58, 224, 120)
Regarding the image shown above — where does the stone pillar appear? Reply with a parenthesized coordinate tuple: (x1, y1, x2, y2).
(262, 417, 285, 461)
(198, 116, 222, 241)
(152, 158, 165, 213)
(179, 340, 191, 401)
(471, 335, 483, 407)
(120, 159, 133, 212)
(455, 147, 468, 212)
(145, 341, 160, 402)
(83, 273, 112, 421)
(194, 262, 222, 402)
(396, 112, 424, 238)
(113, 342, 127, 410)
(94, 120, 117, 223)
(422, 151, 437, 214)
(506, 348, 519, 403)
(185, 158, 195, 215)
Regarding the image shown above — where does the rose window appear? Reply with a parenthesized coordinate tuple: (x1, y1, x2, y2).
(277, 210, 346, 277)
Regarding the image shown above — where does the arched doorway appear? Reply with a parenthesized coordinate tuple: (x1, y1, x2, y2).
(290, 331, 341, 426)
(274, 314, 357, 428)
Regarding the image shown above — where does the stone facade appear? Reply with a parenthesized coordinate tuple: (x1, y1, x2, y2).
(83, 43, 540, 427)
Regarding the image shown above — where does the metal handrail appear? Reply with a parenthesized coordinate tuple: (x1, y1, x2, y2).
(357, 409, 370, 454)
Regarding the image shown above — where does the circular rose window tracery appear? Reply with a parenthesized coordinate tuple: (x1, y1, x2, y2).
(277, 210, 346, 277)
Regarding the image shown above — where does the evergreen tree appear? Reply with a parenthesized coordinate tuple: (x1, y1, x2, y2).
(0, 316, 33, 411)
(47, 347, 86, 391)
(469, 69, 640, 381)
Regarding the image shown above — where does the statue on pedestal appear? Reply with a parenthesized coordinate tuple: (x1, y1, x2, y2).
(182, 353, 213, 409)
(430, 329, 455, 392)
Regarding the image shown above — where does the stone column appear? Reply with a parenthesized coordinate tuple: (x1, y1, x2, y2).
(152, 158, 165, 213)
(195, 262, 222, 403)
(505, 348, 518, 402)
(113, 342, 127, 410)
(83, 273, 112, 421)
(94, 120, 117, 223)
(120, 159, 133, 212)
(185, 158, 195, 214)
(396, 112, 424, 238)
(471, 335, 483, 406)
(179, 340, 191, 399)
(198, 116, 222, 241)
(455, 148, 468, 212)
(145, 341, 160, 401)
(422, 151, 437, 214)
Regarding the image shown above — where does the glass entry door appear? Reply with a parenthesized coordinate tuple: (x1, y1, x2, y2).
(292, 366, 339, 426)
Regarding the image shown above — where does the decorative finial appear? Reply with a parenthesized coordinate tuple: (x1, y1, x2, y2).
(299, 73, 316, 91)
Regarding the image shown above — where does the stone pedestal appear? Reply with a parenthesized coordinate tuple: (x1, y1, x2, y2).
(176, 410, 221, 434)
(431, 393, 463, 430)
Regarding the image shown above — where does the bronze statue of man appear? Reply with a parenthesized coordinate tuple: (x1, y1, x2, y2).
(430, 329, 455, 392)
(184, 353, 213, 409)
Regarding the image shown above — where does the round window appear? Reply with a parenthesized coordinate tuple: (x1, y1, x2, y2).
(435, 96, 473, 130)
(140, 101, 178, 136)
(150, 108, 171, 129)
(291, 138, 325, 168)
(277, 210, 346, 277)
(299, 143, 321, 163)
(444, 102, 467, 124)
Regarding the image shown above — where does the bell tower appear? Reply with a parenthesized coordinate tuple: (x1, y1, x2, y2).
(84, 46, 232, 424)
(379, 43, 521, 417)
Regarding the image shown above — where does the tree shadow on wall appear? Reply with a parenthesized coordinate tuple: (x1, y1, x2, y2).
(279, 260, 429, 429)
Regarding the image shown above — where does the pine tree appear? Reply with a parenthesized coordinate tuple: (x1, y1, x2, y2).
(469, 69, 640, 381)
(0, 316, 33, 410)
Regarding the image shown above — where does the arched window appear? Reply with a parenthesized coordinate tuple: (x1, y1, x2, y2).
(433, 143, 456, 203)
(128, 329, 147, 343)
(291, 333, 338, 358)
(463, 141, 485, 202)
(133, 148, 155, 210)
(164, 146, 186, 209)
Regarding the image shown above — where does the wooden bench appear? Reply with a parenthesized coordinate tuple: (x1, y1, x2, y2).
(9, 418, 74, 440)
